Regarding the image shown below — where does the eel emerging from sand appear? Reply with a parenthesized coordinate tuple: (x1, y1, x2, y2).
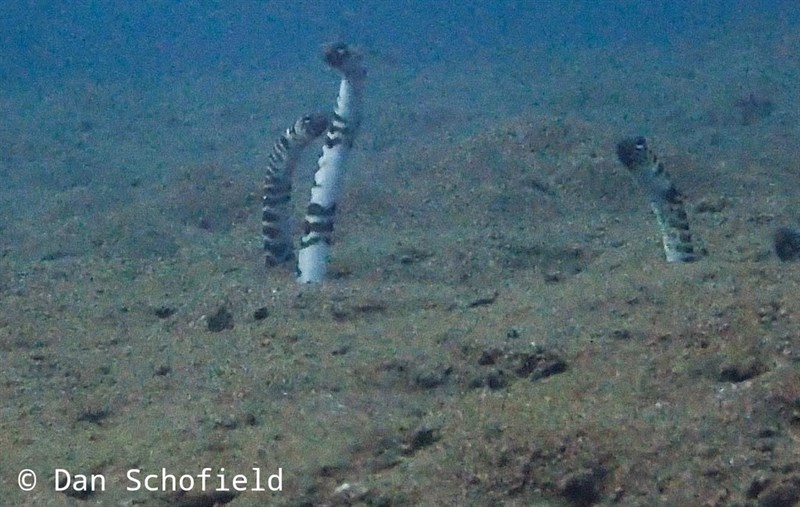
(262, 113, 330, 266)
(261, 42, 365, 283)
(616, 136, 702, 263)
(297, 43, 366, 283)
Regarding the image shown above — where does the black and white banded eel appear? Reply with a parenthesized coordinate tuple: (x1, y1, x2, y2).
(262, 112, 329, 266)
(297, 43, 366, 283)
(616, 136, 702, 263)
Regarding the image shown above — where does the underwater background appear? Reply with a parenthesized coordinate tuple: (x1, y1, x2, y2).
(2, 1, 800, 505)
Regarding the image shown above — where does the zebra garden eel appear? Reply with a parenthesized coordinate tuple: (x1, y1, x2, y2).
(616, 137, 702, 263)
(262, 112, 330, 266)
(297, 43, 366, 283)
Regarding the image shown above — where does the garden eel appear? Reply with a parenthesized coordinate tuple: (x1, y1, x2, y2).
(262, 113, 329, 266)
(616, 136, 701, 262)
(297, 43, 366, 283)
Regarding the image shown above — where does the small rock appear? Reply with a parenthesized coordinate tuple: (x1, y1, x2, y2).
(758, 479, 800, 507)
(747, 476, 771, 499)
(57, 473, 95, 500)
(611, 329, 632, 340)
(774, 227, 800, 261)
(487, 370, 509, 390)
(512, 351, 567, 381)
(213, 416, 238, 430)
(694, 197, 727, 213)
(467, 291, 499, 308)
(558, 468, 603, 506)
(167, 490, 237, 507)
(718, 358, 766, 383)
(154, 365, 171, 376)
(478, 347, 503, 366)
(403, 427, 440, 455)
(333, 482, 370, 503)
(207, 306, 234, 332)
(154, 306, 176, 319)
(543, 271, 563, 283)
(415, 366, 452, 389)
(76, 406, 110, 424)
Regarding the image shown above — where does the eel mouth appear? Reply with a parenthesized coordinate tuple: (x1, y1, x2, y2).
(323, 43, 352, 67)
(323, 43, 366, 79)
(301, 112, 331, 137)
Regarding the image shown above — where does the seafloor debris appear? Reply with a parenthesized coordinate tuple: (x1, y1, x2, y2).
(154, 305, 176, 319)
(774, 227, 800, 261)
(253, 306, 269, 320)
(471, 345, 567, 390)
(207, 305, 234, 332)
(165, 490, 237, 506)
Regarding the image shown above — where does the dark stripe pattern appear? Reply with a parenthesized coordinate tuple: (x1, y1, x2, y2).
(298, 44, 365, 270)
(262, 113, 329, 266)
(616, 136, 701, 263)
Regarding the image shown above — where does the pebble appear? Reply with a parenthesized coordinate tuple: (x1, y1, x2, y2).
(207, 305, 234, 332)
(774, 227, 800, 261)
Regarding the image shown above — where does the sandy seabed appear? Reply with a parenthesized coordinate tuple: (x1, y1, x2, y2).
(2, 22, 800, 507)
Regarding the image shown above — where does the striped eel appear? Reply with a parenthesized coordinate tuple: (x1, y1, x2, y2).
(262, 112, 329, 266)
(616, 136, 701, 263)
(297, 43, 366, 283)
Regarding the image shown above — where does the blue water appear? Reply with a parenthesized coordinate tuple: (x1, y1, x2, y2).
(1, 0, 797, 251)
(2, 1, 797, 86)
